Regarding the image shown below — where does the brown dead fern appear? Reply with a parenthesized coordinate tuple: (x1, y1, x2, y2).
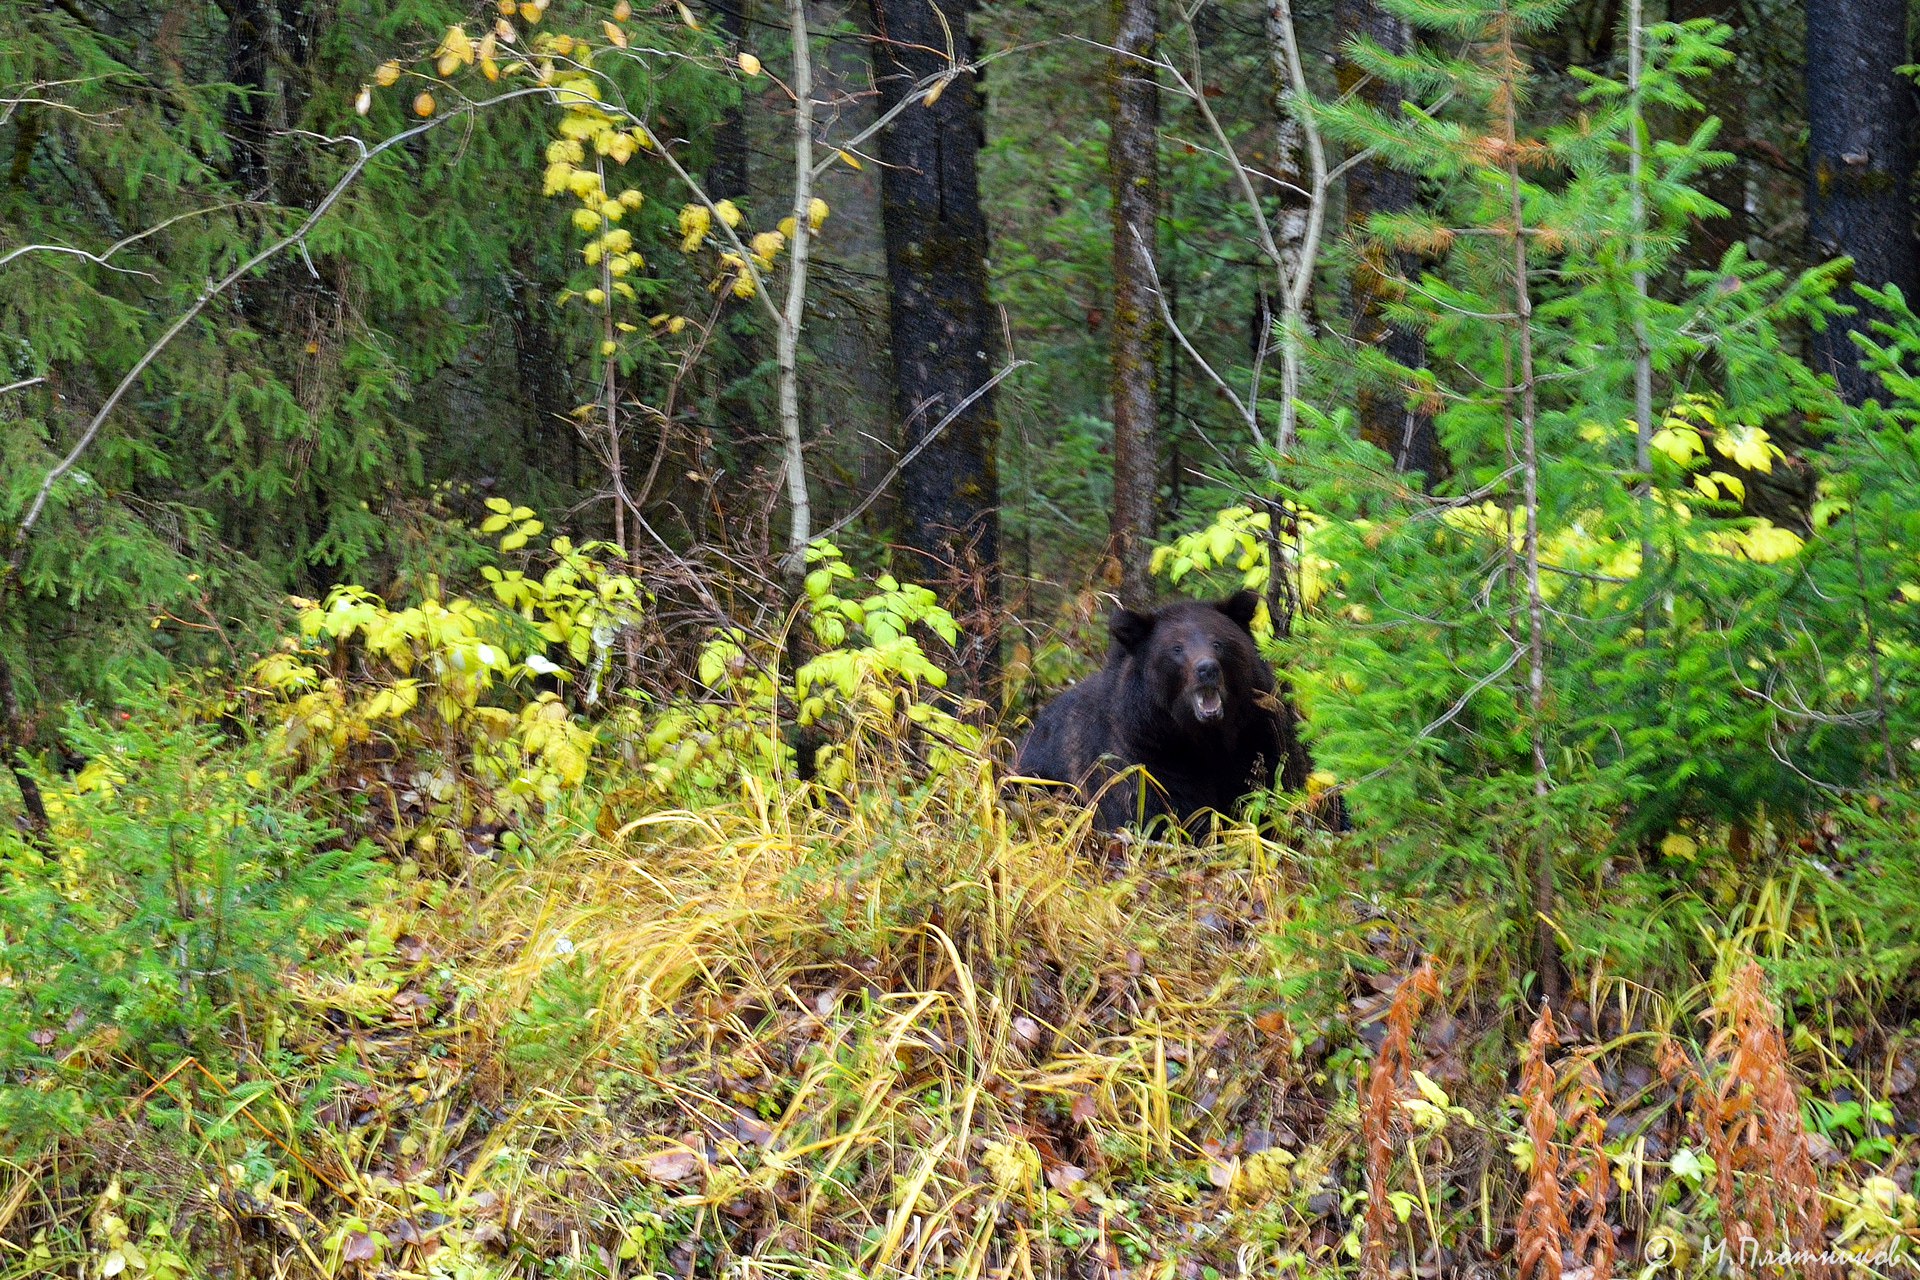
(1516, 1004, 1568, 1280)
(1360, 960, 1438, 1280)
(1676, 961, 1831, 1280)
(1564, 1052, 1615, 1280)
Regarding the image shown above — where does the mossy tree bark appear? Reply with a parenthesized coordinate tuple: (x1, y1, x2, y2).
(1337, 0, 1441, 484)
(869, 0, 1002, 694)
(1108, 0, 1161, 608)
(1806, 0, 1919, 405)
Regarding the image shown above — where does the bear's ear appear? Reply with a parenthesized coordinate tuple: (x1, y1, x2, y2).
(1109, 607, 1155, 652)
(1216, 589, 1261, 633)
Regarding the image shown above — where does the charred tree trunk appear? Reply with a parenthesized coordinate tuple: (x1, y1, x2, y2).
(223, 0, 275, 196)
(1337, 0, 1441, 484)
(706, 0, 769, 501)
(0, 649, 48, 836)
(1109, 0, 1160, 607)
(869, 0, 1002, 694)
(1807, 0, 1919, 405)
(1670, 0, 1748, 270)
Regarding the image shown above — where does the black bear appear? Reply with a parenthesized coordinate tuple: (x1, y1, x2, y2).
(1014, 590, 1286, 833)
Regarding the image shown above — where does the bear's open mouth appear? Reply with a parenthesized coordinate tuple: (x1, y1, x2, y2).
(1192, 688, 1224, 722)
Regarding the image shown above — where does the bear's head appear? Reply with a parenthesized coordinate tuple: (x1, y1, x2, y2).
(1109, 590, 1265, 732)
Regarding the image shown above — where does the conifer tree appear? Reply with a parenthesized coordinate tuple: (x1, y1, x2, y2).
(1304, 0, 1844, 993)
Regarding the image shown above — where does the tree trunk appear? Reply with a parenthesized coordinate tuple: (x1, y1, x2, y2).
(1338, 0, 1441, 484)
(1669, 0, 1748, 271)
(869, 0, 1002, 693)
(1109, 0, 1160, 607)
(0, 649, 49, 836)
(706, 0, 769, 500)
(1807, 0, 1919, 405)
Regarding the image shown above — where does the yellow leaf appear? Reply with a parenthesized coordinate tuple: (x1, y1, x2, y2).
(678, 203, 712, 252)
(923, 75, 951, 106)
(601, 339, 618, 356)
(375, 60, 401, 86)
(738, 51, 763, 76)
(749, 229, 785, 268)
(675, 0, 700, 27)
(413, 91, 436, 116)
(1738, 521, 1804, 563)
(1718, 426, 1780, 473)
(715, 198, 742, 228)
(573, 207, 602, 232)
(614, 0, 632, 17)
(585, 287, 607, 305)
(1650, 424, 1703, 466)
(1660, 832, 1698, 859)
(808, 196, 828, 229)
(437, 24, 475, 68)
(603, 20, 628, 47)
(619, 188, 644, 209)
(837, 148, 862, 169)
(354, 85, 372, 115)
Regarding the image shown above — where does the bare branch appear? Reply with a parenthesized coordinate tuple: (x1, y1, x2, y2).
(0, 203, 247, 279)
(815, 359, 1032, 543)
(1132, 224, 1260, 444)
(8, 89, 558, 560)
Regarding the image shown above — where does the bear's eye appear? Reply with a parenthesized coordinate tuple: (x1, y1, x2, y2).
(1170, 643, 1185, 657)
(1212, 640, 1224, 654)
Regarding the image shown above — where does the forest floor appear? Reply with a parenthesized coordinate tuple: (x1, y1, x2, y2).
(25, 746, 1920, 1280)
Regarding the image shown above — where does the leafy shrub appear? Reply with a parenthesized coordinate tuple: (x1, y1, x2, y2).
(631, 540, 980, 799)
(251, 507, 640, 853)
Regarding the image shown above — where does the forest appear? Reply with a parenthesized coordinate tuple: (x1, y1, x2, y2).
(5, 0, 1920, 1274)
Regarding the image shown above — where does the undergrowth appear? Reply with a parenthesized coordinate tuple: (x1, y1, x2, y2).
(5, 679, 1920, 1278)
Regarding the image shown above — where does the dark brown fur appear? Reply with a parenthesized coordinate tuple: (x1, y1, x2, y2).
(1014, 591, 1285, 832)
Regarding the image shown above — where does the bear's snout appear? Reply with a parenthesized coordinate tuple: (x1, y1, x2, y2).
(1190, 656, 1226, 722)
